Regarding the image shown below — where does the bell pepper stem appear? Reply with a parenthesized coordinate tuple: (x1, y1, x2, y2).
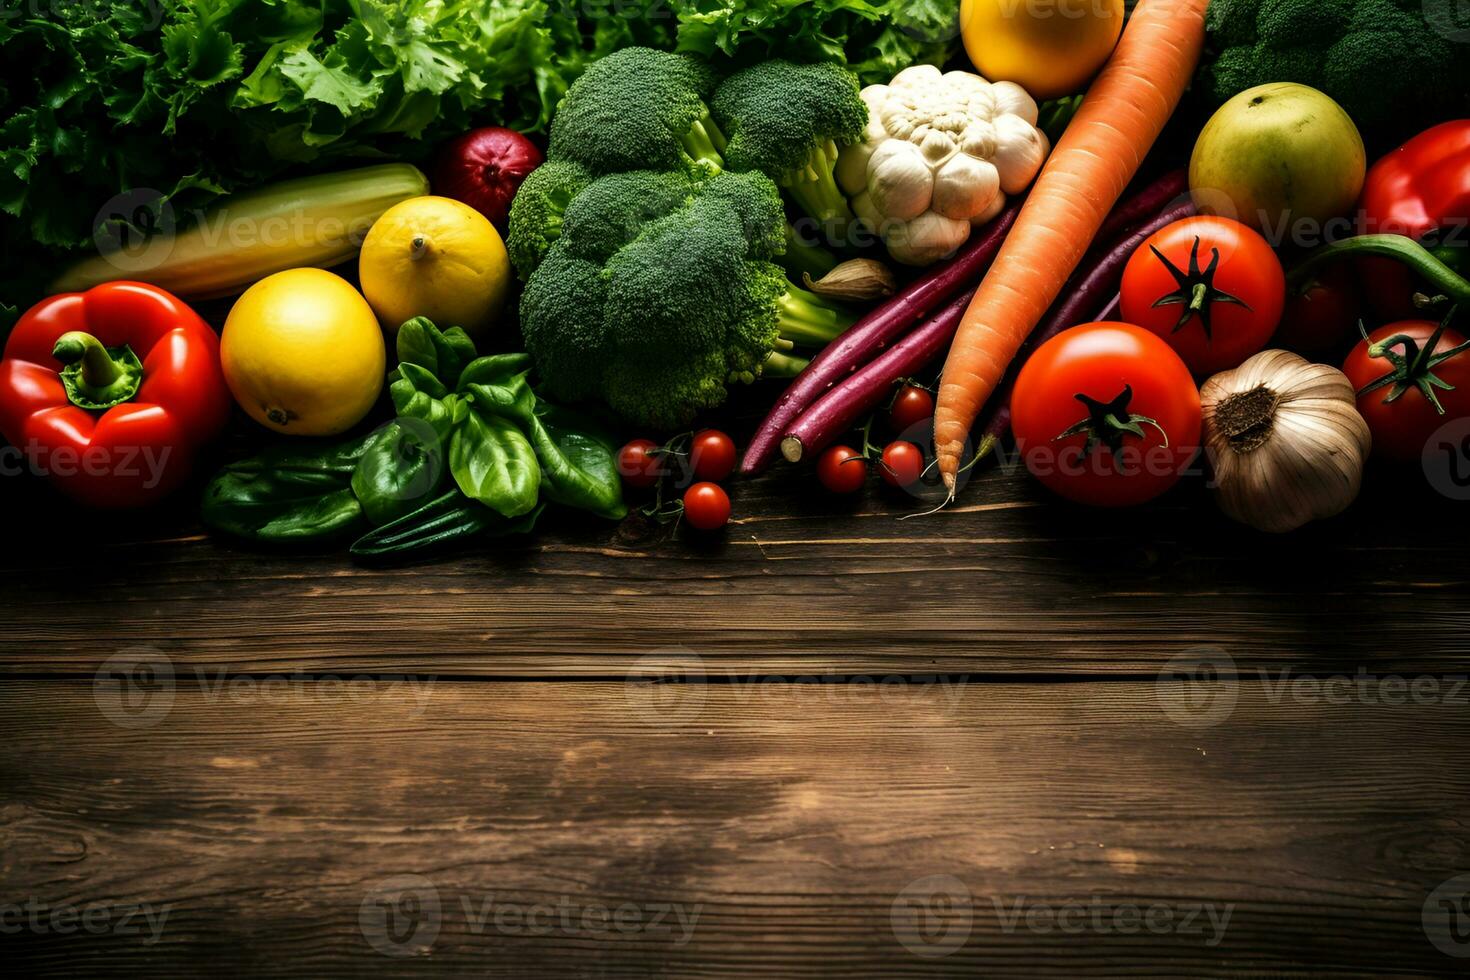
(51, 331, 144, 410)
(52, 331, 123, 388)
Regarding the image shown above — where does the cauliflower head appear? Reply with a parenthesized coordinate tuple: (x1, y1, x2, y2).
(836, 65, 1049, 266)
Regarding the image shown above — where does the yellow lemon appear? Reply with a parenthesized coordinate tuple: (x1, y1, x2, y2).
(221, 268, 385, 436)
(960, 0, 1124, 101)
(358, 195, 511, 337)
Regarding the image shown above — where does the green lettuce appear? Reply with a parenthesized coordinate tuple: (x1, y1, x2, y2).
(0, 0, 953, 322)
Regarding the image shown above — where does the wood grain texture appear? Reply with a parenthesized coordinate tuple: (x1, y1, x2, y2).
(2, 432, 1468, 677)
(2, 678, 1467, 976)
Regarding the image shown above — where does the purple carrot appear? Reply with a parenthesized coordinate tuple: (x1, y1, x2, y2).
(975, 199, 1198, 459)
(1095, 169, 1188, 247)
(740, 200, 1023, 475)
(781, 292, 971, 463)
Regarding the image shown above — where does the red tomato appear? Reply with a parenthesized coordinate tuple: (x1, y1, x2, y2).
(682, 482, 731, 530)
(1276, 264, 1360, 353)
(889, 385, 935, 433)
(1342, 320, 1470, 461)
(817, 445, 867, 493)
(689, 429, 736, 482)
(617, 438, 663, 488)
(879, 441, 924, 488)
(1010, 322, 1202, 507)
(1121, 216, 1285, 375)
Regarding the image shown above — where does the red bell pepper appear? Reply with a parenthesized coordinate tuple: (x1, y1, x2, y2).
(0, 281, 231, 507)
(1360, 120, 1470, 320)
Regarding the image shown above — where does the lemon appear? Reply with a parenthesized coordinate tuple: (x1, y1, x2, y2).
(221, 268, 385, 436)
(358, 195, 511, 337)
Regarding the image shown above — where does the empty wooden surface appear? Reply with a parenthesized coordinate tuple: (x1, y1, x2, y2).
(4, 679, 1469, 976)
(3, 436, 1469, 975)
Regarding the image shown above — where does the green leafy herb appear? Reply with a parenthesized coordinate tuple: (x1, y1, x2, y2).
(201, 434, 375, 543)
(449, 399, 542, 518)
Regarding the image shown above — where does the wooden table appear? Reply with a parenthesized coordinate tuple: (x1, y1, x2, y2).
(4, 442, 1469, 976)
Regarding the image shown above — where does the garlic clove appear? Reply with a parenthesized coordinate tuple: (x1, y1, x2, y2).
(802, 259, 898, 301)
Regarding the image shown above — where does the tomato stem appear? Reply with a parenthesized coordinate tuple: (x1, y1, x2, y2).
(1357, 306, 1470, 415)
(1053, 385, 1168, 454)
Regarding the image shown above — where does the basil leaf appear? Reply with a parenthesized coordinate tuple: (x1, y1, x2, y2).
(350, 492, 542, 563)
(448, 400, 540, 518)
(528, 404, 627, 520)
(201, 435, 374, 543)
(395, 316, 478, 387)
(394, 362, 449, 401)
(351, 419, 449, 527)
(456, 353, 533, 388)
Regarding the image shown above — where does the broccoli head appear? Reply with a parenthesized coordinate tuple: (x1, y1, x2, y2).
(547, 47, 727, 176)
(1203, 0, 1470, 138)
(712, 60, 868, 233)
(519, 169, 854, 429)
(505, 160, 594, 280)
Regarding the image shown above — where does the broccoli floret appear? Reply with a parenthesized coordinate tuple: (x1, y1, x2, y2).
(712, 60, 868, 233)
(1204, 0, 1470, 138)
(558, 169, 701, 264)
(505, 160, 593, 280)
(520, 169, 856, 429)
(547, 47, 727, 176)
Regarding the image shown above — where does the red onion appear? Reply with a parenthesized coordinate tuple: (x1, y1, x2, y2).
(431, 127, 543, 233)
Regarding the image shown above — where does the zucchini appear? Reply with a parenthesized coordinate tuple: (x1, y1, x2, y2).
(51, 164, 429, 298)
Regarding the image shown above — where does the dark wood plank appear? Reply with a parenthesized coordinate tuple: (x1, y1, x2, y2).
(3, 678, 1467, 975)
(2, 441, 1468, 676)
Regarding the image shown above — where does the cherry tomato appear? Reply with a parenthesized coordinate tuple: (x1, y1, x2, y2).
(1010, 322, 1202, 507)
(889, 385, 935, 433)
(616, 438, 662, 488)
(1276, 265, 1360, 353)
(682, 482, 731, 530)
(1342, 320, 1470, 461)
(816, 444, 867, 493)
(1121, 216, 1285, 375)
(689, 429, 737, 482)
(879, 441, 924, 488)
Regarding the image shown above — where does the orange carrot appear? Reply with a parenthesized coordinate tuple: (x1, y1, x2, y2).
(933, 0, 1208, 492)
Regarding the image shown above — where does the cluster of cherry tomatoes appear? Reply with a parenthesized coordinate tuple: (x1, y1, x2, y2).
(617, 429, 737, 530)
(816, 384, 935, 494)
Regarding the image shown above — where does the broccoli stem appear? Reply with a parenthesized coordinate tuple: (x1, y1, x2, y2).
(780, 223, 840, 281)
(761, 350, 810, 377)
(730, 350, 811, 386)
(776, 283, 854, 347)
(680, 112, 728, 172)
(781, 139, 856, 235)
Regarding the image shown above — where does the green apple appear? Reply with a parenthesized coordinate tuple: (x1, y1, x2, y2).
(1190, 83, 1366, 238)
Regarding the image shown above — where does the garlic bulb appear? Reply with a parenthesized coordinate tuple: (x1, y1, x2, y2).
(1200, 350, 1371, 533)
